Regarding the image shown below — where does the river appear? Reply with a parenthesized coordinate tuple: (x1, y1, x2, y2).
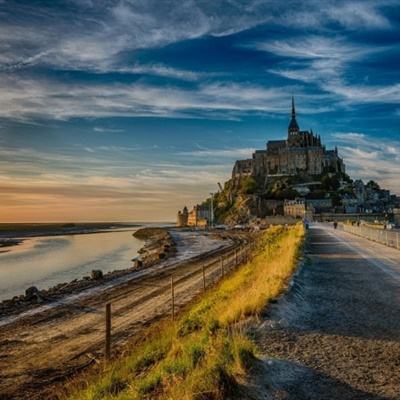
(0, 229, 143, 301)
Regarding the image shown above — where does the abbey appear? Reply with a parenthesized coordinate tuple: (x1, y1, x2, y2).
(232, 98, 345, 179)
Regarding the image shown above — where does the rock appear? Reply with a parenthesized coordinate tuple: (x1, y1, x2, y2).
(133, 259, 143, 269)
(91, 269, 103, 280)
(158, 252, 166, 260)
(25, 286, 40, 301)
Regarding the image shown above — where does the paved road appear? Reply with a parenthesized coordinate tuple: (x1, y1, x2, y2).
(257, 224, 400, 400)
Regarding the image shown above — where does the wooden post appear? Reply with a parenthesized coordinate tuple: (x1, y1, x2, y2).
(202, 265, 206, 292)
(105, 303, 111, 361)
(235, 248, 238, 266)
(171, 275, 175, 321)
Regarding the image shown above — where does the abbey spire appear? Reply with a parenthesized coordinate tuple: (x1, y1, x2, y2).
(288, 96, 299, 136)
(292, 95, 296, 118)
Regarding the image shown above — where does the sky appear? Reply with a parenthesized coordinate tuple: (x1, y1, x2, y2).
(0, 0, 399, 222)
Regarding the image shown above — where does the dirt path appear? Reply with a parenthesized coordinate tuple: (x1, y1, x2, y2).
(255, 224, 400, 400)
(0, 230, 248, 400)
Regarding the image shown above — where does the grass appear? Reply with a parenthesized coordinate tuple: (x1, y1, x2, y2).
(64, 224, 304, 400)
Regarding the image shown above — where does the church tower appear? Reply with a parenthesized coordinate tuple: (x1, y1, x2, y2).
(288, 96, 299, 137)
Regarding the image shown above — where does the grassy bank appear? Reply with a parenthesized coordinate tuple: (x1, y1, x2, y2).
(64, 224, 304, 400)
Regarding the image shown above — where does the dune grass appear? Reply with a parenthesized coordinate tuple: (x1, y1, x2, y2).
(65, 224, 304, 400)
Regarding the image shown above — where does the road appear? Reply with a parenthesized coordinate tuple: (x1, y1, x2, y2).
(256, 223, 400, 400)
(0, 230, 248, 400)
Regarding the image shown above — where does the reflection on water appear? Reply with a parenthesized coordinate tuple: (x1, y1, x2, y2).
(0, 229, 143, 301)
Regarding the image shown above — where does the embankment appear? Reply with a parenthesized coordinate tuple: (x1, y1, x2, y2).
(63, 224, 304, 400)
(133, 227, 177, 267)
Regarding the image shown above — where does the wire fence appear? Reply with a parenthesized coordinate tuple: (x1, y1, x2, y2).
(2, 239, 261, 397)
(340, 223, 400, 250)
(103, 241, 253, 361)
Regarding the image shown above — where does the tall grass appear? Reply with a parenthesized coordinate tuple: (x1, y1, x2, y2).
(65, 224, 304, 400)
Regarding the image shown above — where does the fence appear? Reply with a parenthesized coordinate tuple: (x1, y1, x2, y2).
(103, 242, 253, 362)
(340, 223, 400, 250)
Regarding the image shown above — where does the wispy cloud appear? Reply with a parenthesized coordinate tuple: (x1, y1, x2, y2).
(113, 64, 206, 81)
(0, 75, 329, 120)
(331, 132, 400, 192)
(0, 1, 392, 73)
(0, 0, 397, 222)
(259, 34, 398, 106)
(177, 147, 254, 158)
(93, 126, 124, 133)
(0, 143, 231, 221)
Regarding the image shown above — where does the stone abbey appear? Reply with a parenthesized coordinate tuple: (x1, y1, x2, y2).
(232, 97, 345, 180)
(177, 97, 399, 227)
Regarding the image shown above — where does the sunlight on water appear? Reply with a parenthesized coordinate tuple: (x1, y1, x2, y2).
(0, 229, 143, 301)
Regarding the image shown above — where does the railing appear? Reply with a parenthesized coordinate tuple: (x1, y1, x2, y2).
(340, 224, 400, 250)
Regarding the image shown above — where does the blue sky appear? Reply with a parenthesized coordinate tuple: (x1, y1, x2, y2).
(0, 0, 399, 222)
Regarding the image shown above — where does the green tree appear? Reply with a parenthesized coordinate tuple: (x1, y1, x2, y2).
(241, 177, 258, 194)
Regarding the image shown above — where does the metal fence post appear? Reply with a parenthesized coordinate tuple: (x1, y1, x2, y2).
(105, 303, 111, 361)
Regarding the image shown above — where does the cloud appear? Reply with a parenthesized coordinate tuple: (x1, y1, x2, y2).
(112, 64, 205, 81)
(259, 34, 398, 106)
(93, 126, 124, 133)
(331, 132, 365, 141)
(177, 147, 255, 159)
(324, 82, 400, 103)
(256, 36, 370, 61)
(322, 1, 391, 29)
(0, 1, 393, 74)
(331, 132, 400, 193)
(0, 143, 233, 221)
(0, 0, 269, 72)
(0, 74, 331, 120)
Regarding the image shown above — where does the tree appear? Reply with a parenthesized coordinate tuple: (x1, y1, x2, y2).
(366, 180, 380, 190)
(241, 177, 258, 194)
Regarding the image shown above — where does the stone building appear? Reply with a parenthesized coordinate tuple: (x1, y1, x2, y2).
(284, 198, 315, 219)
(233, 97, 345, 179)
(177, 206, 188, 227)
(394, 209, 400, 226)
(177, 205, 209, 227)
(188, 205, 209, 227)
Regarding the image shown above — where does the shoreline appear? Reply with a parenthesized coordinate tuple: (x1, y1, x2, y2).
(0, 227, 174, 318)
(0, 223, 143, 240)
(0, 238, 24, 253)
(0, 230, 237, 399)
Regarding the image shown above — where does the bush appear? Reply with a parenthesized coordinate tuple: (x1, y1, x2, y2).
(241, 177, 258, 194)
